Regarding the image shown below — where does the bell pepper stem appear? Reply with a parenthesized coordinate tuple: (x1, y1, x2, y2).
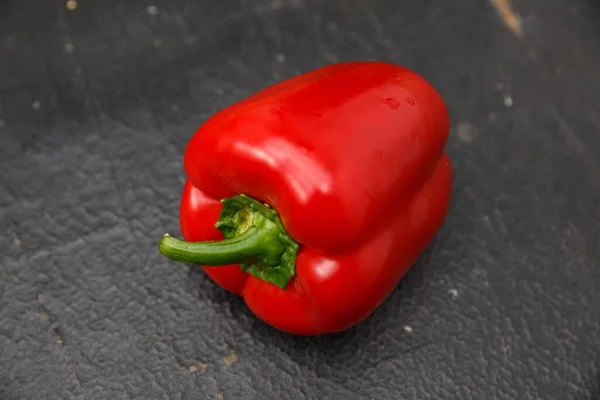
(158, 194, 300, 289)
(159, 228, 265, 266)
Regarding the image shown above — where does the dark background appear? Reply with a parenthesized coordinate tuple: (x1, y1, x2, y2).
(1, 0, 599, 398)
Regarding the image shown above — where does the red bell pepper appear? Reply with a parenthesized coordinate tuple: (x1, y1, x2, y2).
(159, 61, 452, 335)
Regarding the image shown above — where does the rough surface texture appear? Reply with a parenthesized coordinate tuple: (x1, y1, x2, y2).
(1, 0, 599, 398)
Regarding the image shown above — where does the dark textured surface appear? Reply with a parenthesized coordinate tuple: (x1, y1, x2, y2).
(1, 0, 600, 398)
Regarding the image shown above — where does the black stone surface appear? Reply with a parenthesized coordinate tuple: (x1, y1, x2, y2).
(1, 0, 600, 398)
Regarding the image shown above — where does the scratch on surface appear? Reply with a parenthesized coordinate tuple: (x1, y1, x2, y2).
(53, 327, 64, 345)
(12, 232, 22, 247)
(490, 0, 523, 37)
(71, 370, 81, 387)
(553, 109, 596, 168)
(189, 361, 207, 373)
(555, 112, 584, 155)
(223, 352, 238, 365)
(366, 9, 393, 49)
(57, 330, 82, 389)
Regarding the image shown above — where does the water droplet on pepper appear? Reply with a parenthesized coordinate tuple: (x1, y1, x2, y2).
(385, 98, 399, 109)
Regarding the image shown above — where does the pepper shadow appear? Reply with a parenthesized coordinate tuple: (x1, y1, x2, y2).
(191, 239, 442, 366)
(244, 245, 446, 393)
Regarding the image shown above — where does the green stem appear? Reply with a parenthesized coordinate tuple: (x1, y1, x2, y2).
(159, 227, 265, 266)
(158, 193, 300, 289)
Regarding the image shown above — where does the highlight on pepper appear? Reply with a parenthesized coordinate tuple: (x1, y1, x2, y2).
(158, 61, 452, 335)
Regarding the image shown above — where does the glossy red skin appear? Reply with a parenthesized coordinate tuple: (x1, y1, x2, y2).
(179, 61, 452, 335)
